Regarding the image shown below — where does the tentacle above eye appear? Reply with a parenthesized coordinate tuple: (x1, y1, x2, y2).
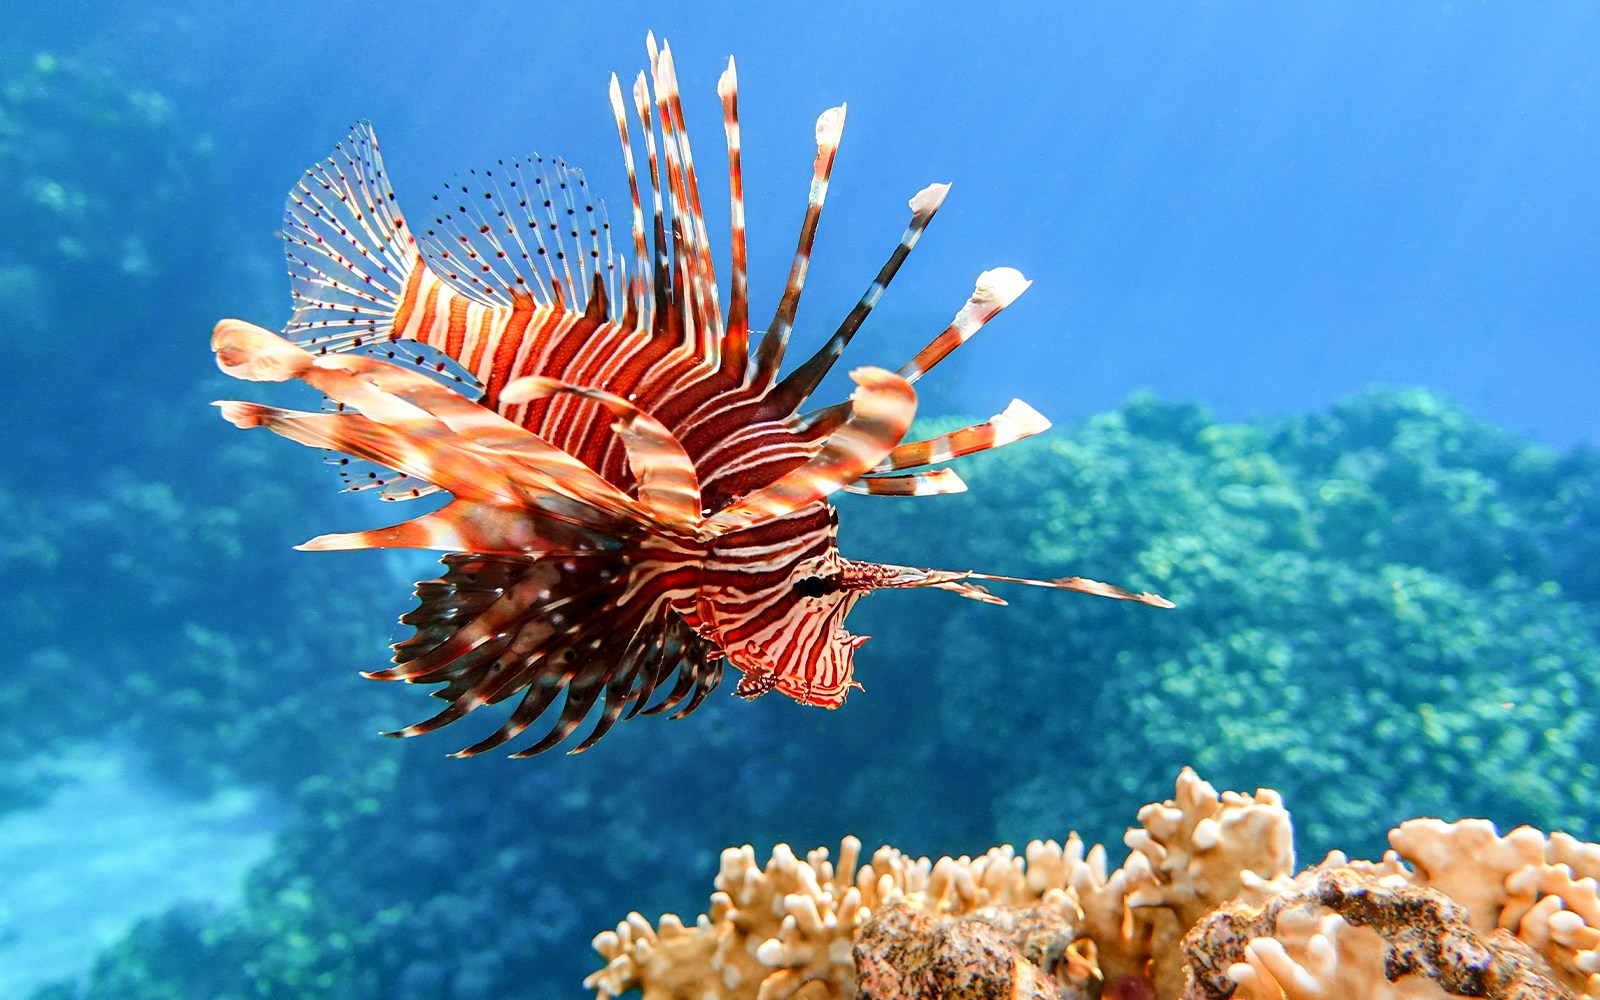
(850, 560, 1175, 608)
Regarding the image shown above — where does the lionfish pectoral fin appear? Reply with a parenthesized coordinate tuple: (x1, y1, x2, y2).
(362, 548, 725, 757)
(502, 376, 702, 530)
(872, 399, 1052, 473)
(297, 499, 612, 554)
(216, 321, 657, 528)
(840, 467, 967, 496)
(213, 400, 545, 510)
(704, 366, 916, 537)
(213, 319, 315, 381)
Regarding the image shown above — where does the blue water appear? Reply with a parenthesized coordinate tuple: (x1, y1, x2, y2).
(18, 1, 1599, 446)
(3, 2, 1598, 998)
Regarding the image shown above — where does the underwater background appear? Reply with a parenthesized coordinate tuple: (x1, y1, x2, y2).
(3, 1, 1598, 997)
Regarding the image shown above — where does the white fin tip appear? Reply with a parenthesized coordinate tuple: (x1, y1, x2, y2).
(815, 105, 846, 147)
(997, 399, 1052, 437)
(910, 182, 950, 215)
(973, 267, 1031, 310)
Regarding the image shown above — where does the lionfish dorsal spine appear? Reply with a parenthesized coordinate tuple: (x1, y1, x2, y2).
(703, 367, 916, 538)
(839, 466, 969, 497)
(875, 399, 1052, 473)
(897, 266, 1032, 384)
(764, 181, 952, 417)
(717, 56, 751, 380)
(646, 43, 710, 363)
(652, 43, 724, 370)
(608, 73, 652, 333)
(750, 104, 847, 392)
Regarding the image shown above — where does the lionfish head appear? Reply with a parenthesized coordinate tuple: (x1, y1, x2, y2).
(697, 538, 872, 709)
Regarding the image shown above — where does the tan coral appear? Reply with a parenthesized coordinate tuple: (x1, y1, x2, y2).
(1119, 767, 1300, 997)
(1184, 867, 1571, 999)
(1388, 817, 1600, 997)
(586, 771, 1600, 1000)
(588, 839, 870, 1000)
(854, 902, 1076, 1000)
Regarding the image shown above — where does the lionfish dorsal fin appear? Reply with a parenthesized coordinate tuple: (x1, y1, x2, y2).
(750, 103, 847, 390)
(766, 182, 950, 417)
(416, 152, 616, 317)
(703, 366, 913, 537)
(281, 122, 418, 353)
(717, 56, 751, 380)
(609, 72, 653, 332)
(898, 267, 1032, 384)
(503, 375, 702, 530)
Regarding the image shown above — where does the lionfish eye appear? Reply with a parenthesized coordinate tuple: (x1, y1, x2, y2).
(793, 576, 838, 599)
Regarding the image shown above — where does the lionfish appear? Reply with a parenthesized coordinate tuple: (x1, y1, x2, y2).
(212, 38, 1172, 758)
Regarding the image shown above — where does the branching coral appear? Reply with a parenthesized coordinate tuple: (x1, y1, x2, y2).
(588, 769, 1600, 1000)
(56, 389, 1600, 1000)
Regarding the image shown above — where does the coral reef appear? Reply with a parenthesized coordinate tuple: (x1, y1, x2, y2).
(1187, 868, 1571, 999)
(856, 389, 1600, 860)
(47, 388, 1600, 1000)
(587, 769, 1600, 1000)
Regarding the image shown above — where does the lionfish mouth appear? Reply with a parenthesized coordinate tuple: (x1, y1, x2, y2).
(209, 34, 1172, 757)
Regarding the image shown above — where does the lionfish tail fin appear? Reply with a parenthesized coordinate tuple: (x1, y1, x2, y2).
(417, 149, 617, 317)
(281, 123, 421, 351)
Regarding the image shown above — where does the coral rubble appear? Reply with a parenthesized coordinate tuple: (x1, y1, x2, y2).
(587, 769, 1600, 1000)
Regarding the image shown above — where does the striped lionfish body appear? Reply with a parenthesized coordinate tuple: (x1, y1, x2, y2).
(213, 38, 1172, 758)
